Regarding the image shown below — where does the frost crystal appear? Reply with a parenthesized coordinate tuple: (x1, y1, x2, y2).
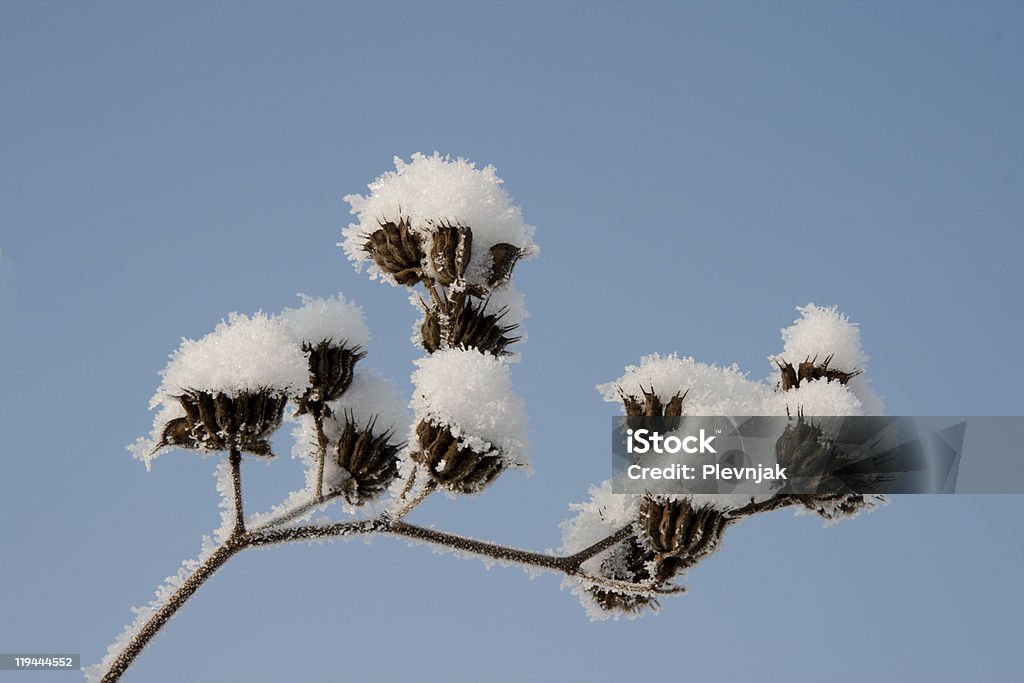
(341, 153, 538, 287)
(597, 353, 773, 416)
(278, 292, 370, 350)
(410, 348, 529, 469)
(152, 311, 307, 402)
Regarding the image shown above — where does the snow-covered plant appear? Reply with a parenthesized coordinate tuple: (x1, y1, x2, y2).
(91, 154, 885, 681)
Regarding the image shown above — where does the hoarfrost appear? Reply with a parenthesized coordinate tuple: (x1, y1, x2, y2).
(773, 303, 884, 414)
(128, 311, 307, 469)
(410, 348, 529, 469)
(278, 292, 370, 350)
(341, 152, 538, 286)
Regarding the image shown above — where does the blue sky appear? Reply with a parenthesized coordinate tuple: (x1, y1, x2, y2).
(2, 2, 1022, 681)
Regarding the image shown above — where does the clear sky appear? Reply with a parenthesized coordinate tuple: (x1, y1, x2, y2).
(2, 2, 1022, 681)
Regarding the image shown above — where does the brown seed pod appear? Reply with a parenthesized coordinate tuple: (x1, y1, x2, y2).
(776, 353, 862, 391)
(428, 221, 473, 286)
(362, 217, 425, 286)
(487, 243, 522, 287)
(636, 496, 728, 566)
(294, 340, 366, 417)
(622, 387, 687, 432)
(157, 389, 287, 456)
(420, 296, 520, 356)
(411, 420, 504, 494)
(773, 413, 878, 495)
(334, 414, 402, 506)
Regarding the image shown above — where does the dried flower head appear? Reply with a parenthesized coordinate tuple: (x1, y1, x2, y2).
(636, 496, 728, 564)
(294, 340, 366, 416)
(775, 353, 862, 391)
(333, 413, 403, 506)
(412, 420, 505, 494)
(157, 389, 288, 456)
(420, 296, 520, 356)
(362, 217, 425, 286)
(621, 386, 686, 432)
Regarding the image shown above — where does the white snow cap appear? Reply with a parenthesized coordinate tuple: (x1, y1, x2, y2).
(130, 311, 308, 469)
(598, 353, 773, 416)
(776, 303, 868, 372)
(152, 311, 308, 403)
(589, 304, 881, 512)
(411, 348, 529, 469)
(773, 303, 884, 414)
(329, 369, 410, 442)
(342, 152, 538, 286)
(278, 292, 370, 350)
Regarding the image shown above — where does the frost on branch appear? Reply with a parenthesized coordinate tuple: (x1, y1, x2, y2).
(130, 312, 307, 469)
(566, 303, 886, 619)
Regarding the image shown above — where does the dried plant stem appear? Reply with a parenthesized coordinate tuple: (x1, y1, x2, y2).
(727, 495, 800, 520)
(387, 479, 437, 521)
(250, 489, 347, 532)
(105, 468, 791, 682)
(313, 412, 328, 502)
(99, 514, 633, 682)
(229, 448, 245, 536)
(396, 464, 419, 502)
(99, 538, 246, 683)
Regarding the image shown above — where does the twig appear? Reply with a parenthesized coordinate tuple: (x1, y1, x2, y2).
(229, 448, 244, 536)
(250, 489, 347, 532)
(387, 479, 436, 521)
(98, 538, 246, 683)
(313, 411, 328, 502)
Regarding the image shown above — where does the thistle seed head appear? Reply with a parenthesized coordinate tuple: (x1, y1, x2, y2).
(420, 296, 520, 356)
(775, 414, 861, 494)
(776, 353, 862, 391)
(334, 413, 403, 506)
(362, 217, 425, 286)
(622, 387, 687, 432)
(157, 389, 287, 456)
(636, 496, 728, 564)
(412, 419, 504, 494)
(294, 340, 366, 417)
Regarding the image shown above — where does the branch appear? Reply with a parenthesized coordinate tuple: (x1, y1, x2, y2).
(98, 538, 246, 683)
(249, 518, 634, 576)
(99, 513, 643, 682)
(727, 494, 801, 521)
